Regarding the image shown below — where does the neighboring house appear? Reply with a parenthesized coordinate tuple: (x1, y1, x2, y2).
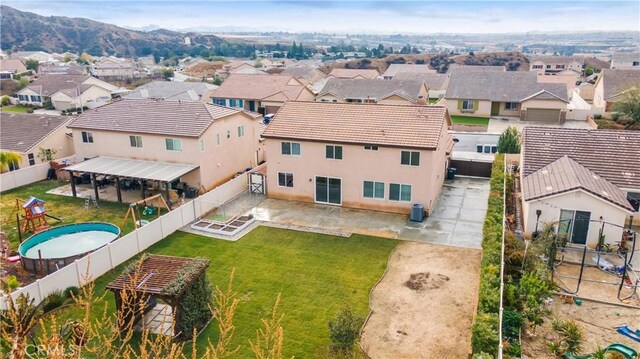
(610, 52, 640, 69)
(281, 67, 326, 85)
(445, 71, 570, 122)
(536, 70, 580, 92)
(447, 65, 506, 74)
(592, 69, 640, 114)
(394, 72, 450, 99)
(10, 51, 55, 63)
(92, 57, 137, 80)
(262, 101, 453, 215)
(124, 81, 217, 102)
(316, 78, 429, 105)
(0, 113, 74, 170)
(327, 68, 380, 79)
(66, 99, 264, 195)
(0, 59, 28, 79)
(39, 63, 87, 76)
(210, 74, 315, 114)
(16, 75, 117, 110)
(529, 56, 584, 75)
(520, 127, 640, 248)
(382, 64, 436, 79)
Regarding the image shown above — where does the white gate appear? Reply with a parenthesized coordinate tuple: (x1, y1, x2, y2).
(250, 173, 266, 194)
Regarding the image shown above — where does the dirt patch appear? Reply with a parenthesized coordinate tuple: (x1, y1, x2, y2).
(523, 299, 640, 358)
(404, 272, 450, 291)
(360, 241, 481, 359)
(555, 264, 640, 306)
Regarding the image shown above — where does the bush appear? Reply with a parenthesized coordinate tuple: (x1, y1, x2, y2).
(26, 108, 34, 113)
(43, 100, 55, 110)
(471, 313, 499, 355)
(1, 96, 10, 107)
(42, 290, 66, 313)
(328, 305, 364, 352)
(552, 319, 583, 354)
(593, 114, 602, 120)
(63, 286, 80, 299)
(502, 310, 524, 341)
(611, 112, 621, 122)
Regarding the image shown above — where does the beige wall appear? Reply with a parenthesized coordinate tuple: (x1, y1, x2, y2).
(83, 77, 118, 91)
(522, 189, 629, 248)
(592, 79, 606, 110)
(497, 102, 521, 117)
(445, 99, 492, 117)
(71, 113, 262, 190)
(265, 121, 451, 214)
(520, 99, 567, 111)
(18, 124, 74, 166)
(296, 88, 316, 101)
(378, 94, 417, 106)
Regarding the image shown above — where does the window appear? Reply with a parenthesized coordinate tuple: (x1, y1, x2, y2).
(28, 153, 35, 166)
(165, 138, 182, 151)
(8, 160, 19, 172)
(278, 172, 294, 187)
(30, 95, 42, 102)
(364, 145, 378, 151)
(401, 151, 420, 166)
(389, 183, 412, 202)
(229, 99, 237, 107)
(199, 138, 205, 152)
(129, 135, 142, 148)
(505, 102, 519, 110)
(325, 145, 343, 160)
(81, 131, 94, 143)
(546, 64, 551, 69)
(216, 134, 221, 145)
(491, 145, 498, 153)
(633, 61, 640, 67)
(461, 100, 474, 111)
(18, 94, 28, 102)
(477, 145, 498, 154)
(555, 64, 565, 69)
(226, 130, 231, 139)
(532, 64, 543, 69)
(281, 142, 301, 156)
(237, 126, 245, 137)
(215, 98, 226, 106)
(363, 181, 384, 199)
(236, 99, 244, 108)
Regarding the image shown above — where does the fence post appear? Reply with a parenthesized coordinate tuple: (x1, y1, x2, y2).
(108, 243, 115, 269)
(36, 279, 43, 303)
(75, 259, 83, 286)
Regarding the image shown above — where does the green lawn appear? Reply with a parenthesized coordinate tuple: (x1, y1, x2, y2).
(428, 98, 441, 104)
(0, 106, 31, 113)
(450, 115, 490, 126)
(0, 180, 133, 249)
(51, 227, 398, 358)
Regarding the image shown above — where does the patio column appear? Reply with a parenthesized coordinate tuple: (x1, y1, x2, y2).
(165, 182, 171, 208)
(115, 176, 122, 203)
(70, 173, 77, 197)
(91, 173, 99, 201)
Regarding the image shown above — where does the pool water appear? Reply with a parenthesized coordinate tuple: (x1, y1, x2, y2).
(23, 230, 117, 258)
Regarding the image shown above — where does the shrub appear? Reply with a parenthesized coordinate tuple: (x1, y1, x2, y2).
(611, 112, 621, 122)
(502, 310, 524, 341)
(43, 100, 55, 110)
(504, 341, 522, 357)
(42, 290, 66, 313)
(26, 108, 34, 113)
(0, 96, 10, 107)
(552, 319, 583, 354)
(328, 305, 364, 352)
(63, 286, 80, 299)
(593, 114, 602, 120)
(471, 313, 499, 355)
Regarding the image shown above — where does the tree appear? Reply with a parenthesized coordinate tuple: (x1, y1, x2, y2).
(162, 68, 174, 79)
(25, 59, 39, 72)
(63, 55, 72, 63)
(497, 126, 521, 154)
(613, 87, 640, 129)
(0, 151, 22, 173)
(327, 305, 364, 353)
(584, 66, 594, 77)
(1, 96, 10, 106)
(37, 147, 57, 162)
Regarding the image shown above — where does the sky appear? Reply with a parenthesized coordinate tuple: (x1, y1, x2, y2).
(3, 0, 640, 34)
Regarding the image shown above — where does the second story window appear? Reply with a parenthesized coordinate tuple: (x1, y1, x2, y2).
(129, 135, 143, 148)
(281, 142, 301, 156)
(237, 126, 245, 137)
(81, 131, 94, 143)
(165, 138, 182, 152)
(216, 134, 221, 145)
(401, 151, 420, 166)
(325, 145, 343, 160)
(364, 145, 378, 151)
(199, 138, 205, 152)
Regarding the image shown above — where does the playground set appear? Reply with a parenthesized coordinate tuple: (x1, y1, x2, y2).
(4, 197, 63, 237)
(121, 194, 170, 229)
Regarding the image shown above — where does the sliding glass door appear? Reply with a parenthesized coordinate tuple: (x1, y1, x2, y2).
(315, 176, 341, 205)
(558, 209, 591, 245)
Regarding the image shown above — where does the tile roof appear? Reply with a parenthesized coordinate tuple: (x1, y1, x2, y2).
(383, 64, 436, 78)
(317, 78, 425, 103)
(522, 155, 634, 211)
(67, 98, 252, 138)
(521, 127, 640, 190)
(327, 68, 380, 79)
(281, 67, 326, 84)
(262, 101, 451, 150)
(0, 113, 71, 153)
(394, 72, 450, 91)
(599, 69, 640, 100)
(124, 81, 216, 101)
(21, 75, 92, 97)
(445, 71, 569, 102)
(0, 59, 27, 73)
(209, 74, 308, 101)
(529, 56, 584, 64)
(612, 52, 640, 64)
(448, 65, 506, 73)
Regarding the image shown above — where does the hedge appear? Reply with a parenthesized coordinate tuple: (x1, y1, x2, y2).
(471, 154, 505, 357)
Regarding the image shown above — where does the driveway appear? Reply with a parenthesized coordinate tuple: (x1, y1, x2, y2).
(399, 177, 490, 248)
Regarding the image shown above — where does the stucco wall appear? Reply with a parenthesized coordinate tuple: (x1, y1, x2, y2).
(445, 99, 492, 117)
(378, 95, 415, 105)
(520, 99, 568, 111)
(522, 189, 629, 248)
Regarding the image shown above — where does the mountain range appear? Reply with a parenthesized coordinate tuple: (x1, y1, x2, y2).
(0, 5, 223, 56)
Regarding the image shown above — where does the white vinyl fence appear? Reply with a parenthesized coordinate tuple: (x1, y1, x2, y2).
(0, 155, 76, 192)
(0, 173, 249, 310)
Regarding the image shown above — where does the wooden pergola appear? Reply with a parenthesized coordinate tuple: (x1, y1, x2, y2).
(106, 255, 210, 338)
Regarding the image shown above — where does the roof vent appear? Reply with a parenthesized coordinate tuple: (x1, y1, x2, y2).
(542, 169, 549, 175)
(592, 174, 599, 180)
(602, 190, 609, 197)
(545, 186, 553, 191)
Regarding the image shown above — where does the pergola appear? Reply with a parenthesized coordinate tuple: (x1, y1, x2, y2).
(106, 255, 211, 338)
(64, 156, 198, 204)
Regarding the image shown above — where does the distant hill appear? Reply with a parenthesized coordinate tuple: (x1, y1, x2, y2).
(0, 6, 223, 57)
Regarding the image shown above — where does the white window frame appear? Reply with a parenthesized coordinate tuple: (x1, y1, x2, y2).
(325, 145, 343, 160)
(199, 138, 205, 152)
(216, 134, 221, 145)
(389, 183, 412, 202)
(400, 151, 420, 166)
(364, 145, 378, 151)
(461, 100, 474, 111)
(165, 138, 183, 152)
(281, 142, 301, 156)
(277, 172, 294, 188)
(81, 131, 94, 143)
(28, 153, 36, 166)
(363, 180, 385, 200)
(237, 125, 245, 137)
(129, 135, 143, 148)
(505, 102, 519, 111)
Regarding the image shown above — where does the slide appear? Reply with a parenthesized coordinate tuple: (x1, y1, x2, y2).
(617, 326, 640, 343)
(564, 344, 638, 359)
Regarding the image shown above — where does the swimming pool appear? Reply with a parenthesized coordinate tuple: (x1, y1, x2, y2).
(19, 222, 120, 274)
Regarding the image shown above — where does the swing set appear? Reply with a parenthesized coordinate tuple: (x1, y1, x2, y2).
(121, 194, 171, 229)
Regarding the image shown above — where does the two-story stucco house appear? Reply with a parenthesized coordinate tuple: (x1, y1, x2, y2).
(445, 71, 570, 122)
(529, 56, 584, 75)
(315, 78, 429, 105)
(610, 52, 640, 69)
(592, 68, 640, 115)
(65, 99, 263, 202)
(262, 101, 453, 215)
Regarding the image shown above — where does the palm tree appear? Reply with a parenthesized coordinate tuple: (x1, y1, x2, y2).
(0, 151, 22, 173)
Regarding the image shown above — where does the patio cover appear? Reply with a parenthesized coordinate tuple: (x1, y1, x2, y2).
(64, 156, 198, 182)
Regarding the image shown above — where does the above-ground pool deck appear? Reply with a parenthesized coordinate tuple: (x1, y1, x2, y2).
(19, 222, 121, 274)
